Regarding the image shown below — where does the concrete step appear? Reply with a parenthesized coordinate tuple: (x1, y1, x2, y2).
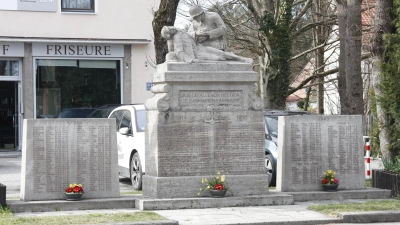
(283, 188, 392, 202)
(136, 193, 294, 210)
(9, 195, 137, 213)
(8, 188, 391, 213)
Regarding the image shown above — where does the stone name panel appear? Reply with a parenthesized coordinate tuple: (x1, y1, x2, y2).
(155, 112, 265, 177)
(277, 115, 365, 192)
(21, 119, 119, 201)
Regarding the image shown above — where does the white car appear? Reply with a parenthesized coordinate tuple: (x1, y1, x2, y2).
(108, 104, 146, 190)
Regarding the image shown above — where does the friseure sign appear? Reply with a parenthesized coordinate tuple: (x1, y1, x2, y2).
(32, 43, 124, 57)
(0, 0, 56, 12)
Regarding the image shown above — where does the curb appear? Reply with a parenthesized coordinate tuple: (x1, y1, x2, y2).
(339, 210, 400, 223)
(88, 221, 179, 225)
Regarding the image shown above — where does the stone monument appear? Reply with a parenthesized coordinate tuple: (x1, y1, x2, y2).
(21, 119, 119, 201)
(276, 115, 366, 192)
(144, 21, 268, 198)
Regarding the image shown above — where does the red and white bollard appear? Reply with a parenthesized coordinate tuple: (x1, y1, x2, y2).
(365, 139, 371, 179)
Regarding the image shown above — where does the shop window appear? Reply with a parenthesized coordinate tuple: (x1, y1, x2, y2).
(35, 59, 121, 119)
(0, 60, 19, 76)
(61, 0, 95, 13)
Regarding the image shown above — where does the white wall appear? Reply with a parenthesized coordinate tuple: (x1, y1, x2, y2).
(0, 0, 158, 40)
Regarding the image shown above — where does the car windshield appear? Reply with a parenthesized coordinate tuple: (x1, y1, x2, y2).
(58, 108, 96, 118)
(265, 116, 278, 137)
(135, 109, 146, 132)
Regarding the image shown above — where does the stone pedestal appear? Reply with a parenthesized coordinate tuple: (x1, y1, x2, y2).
(144, 62, 269, 198)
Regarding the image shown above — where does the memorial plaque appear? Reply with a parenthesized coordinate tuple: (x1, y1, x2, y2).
(277, 115, 365, 192)
(21, 119, 119, 201)
(179, 90, 243, 110)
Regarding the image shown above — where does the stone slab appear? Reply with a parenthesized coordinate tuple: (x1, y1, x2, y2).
(285, 188, 392, 202)
(136, 193, 294, 210)
(9, 196, 136, 213)
(153, 71, 258, 83)
(156, 62, 254, 72)
(21, 119, 119, 201)
(277, 115, 365, 192)
(143, 174, 269, 199)
(340, 210, 400, 223)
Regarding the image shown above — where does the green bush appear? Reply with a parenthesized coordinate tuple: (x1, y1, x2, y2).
(381, 157, 400, 173)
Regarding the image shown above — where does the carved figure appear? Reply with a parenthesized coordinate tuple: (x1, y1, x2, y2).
(161, 26, 252, 64)
(188, 5, 227, 51)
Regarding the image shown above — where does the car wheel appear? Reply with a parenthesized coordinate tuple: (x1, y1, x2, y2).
(130, 152, 143, 190)
(265, 154, 276, 186)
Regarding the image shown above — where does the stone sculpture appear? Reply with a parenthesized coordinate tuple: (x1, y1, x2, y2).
(161, 26, 252, 64)
(188, 5, 227, 51)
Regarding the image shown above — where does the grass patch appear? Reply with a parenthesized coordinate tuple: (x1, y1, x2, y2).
(366, 178, 372, 188)
(6, 196, 20, 200)
(0, 211, 167, 225)
(268, 186, 276, 190)
(307, 199, 400, 216)
(120, 191, 142, 195)
(0, 205, 13, 217)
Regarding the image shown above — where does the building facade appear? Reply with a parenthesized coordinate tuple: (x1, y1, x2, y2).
(0, 0, 158, 150)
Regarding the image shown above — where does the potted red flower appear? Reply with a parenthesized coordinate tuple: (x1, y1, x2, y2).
(321, 170, 339, 192)
(199, 172, 230, 197)
(64, 184, 84, 200)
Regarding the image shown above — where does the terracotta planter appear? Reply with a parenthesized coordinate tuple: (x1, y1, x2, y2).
(322, 184, 339, 192)
(210, 190, 227, 198)
(65, 193, 83, 201)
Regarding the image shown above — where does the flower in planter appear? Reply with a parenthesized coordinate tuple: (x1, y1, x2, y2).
(198, 172, 229, 195)
(321, 169, 339, 184)
(65, 184, 84, 194)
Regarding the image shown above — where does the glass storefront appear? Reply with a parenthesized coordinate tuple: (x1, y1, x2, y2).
(35, 59, 121, 118)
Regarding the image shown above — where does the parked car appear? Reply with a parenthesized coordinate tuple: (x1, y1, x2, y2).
(108, 104, 146, 190)
(87, 104, 123, 118)
(264, 110, 313, 186)
(58, 107, 97, 118)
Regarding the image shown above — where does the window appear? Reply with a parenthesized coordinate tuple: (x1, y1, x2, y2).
(0, 60, 19, 76)
(35, 59, 121, 119)
(61, 0, 95, 13)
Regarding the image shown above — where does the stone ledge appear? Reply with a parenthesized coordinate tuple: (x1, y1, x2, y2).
(283, 188, 392, 202)
(135, 193, 294, 210)
(157, 62, 253, 72)
(339, 210, 400, 223)
(8, 196, 136, 213)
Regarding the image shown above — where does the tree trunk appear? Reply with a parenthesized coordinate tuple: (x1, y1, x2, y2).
(315, 0, 330, 115)
(345, 0, 363, 115)
(336, 0, 350, 114)
(371, 0, 394, 160)
(152, 0, 180, 65)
